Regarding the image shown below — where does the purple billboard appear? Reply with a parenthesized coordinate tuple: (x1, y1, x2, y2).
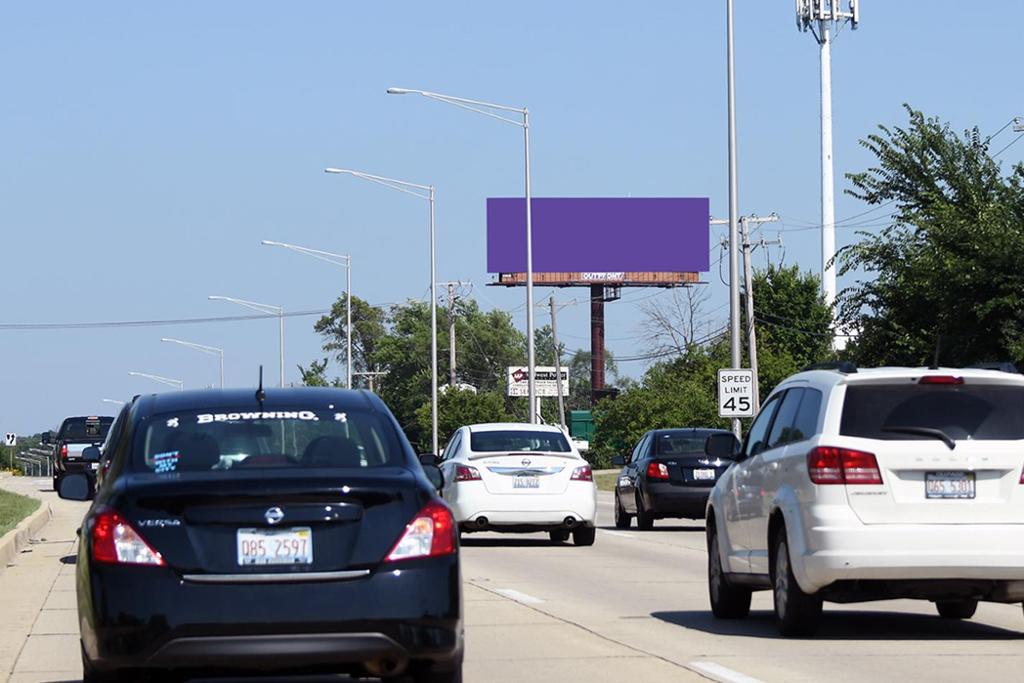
(486, 197, 710, 274)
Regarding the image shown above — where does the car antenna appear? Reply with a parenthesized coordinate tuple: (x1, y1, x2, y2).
(255, 365, 266, 404)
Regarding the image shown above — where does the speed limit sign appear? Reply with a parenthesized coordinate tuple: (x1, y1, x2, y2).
(718, 369, 754, 418)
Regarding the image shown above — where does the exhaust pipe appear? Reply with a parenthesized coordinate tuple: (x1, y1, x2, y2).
(563, 516, 577, 529)
(475, 516, 489, 529)
(365, 657, 405, 678)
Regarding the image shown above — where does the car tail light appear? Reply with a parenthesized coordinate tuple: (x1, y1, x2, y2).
(808, 447, 883, 485)
(646, 462, 670, 480)
(1019, 466, 1024, 485)
(571, 465, 593, 481)
(91, 509, 165, 566)
(919, 375, 964, 385)
(385, 500, 456, 563)
(454, 464, 481, 482)
(60, 444, 68, 459)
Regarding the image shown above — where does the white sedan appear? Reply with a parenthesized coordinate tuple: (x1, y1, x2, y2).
(438, 423, 597, 546)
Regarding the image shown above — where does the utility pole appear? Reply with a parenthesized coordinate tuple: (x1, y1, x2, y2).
(797, 0, 859, 325)
(440, 281, 472, 388)
(725, 0, 742, 439)
(548, 296, 569, 431)
(740, 214, 779, 412)
(354, 369, 387, 393)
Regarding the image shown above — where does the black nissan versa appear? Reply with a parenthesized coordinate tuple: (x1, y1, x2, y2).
(59, 386, 462, 683)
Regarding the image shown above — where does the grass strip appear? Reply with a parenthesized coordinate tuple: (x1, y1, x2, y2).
(0, 489, 42, 538)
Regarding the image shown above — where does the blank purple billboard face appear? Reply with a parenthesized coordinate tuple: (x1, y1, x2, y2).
(486, 197, 710, 273)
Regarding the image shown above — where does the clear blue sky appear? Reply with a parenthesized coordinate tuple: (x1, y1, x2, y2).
(1, 2, 1021, 433)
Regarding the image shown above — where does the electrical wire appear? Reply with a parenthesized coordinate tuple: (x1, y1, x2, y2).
(0, 309, 328, 331)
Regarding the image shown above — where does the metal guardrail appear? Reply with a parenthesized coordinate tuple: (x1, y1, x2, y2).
(13, 448, 53, 477)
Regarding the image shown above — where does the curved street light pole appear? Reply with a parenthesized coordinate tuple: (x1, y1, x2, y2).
(208, 296, 284, 387)
(261, 240, 352, 389)
(324, 168, 438, 455)
(161, 337, 225, 388)
(386, 87, 537, 423)
(128, 371, 184, 391)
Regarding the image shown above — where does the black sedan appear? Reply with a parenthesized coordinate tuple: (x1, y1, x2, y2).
(59, 386, 462, 683)
(611, 428, 734, 529)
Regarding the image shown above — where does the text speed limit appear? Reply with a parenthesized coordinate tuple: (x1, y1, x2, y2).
(718, 369, 754, 418)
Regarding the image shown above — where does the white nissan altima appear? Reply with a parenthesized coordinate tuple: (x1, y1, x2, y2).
(437, 423, 597, 546)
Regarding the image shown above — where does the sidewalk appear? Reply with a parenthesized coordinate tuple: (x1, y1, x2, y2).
(0, 477, 88, 683)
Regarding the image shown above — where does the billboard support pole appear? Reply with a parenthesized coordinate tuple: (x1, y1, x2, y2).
(590, 285, 605, 407)
(550, 295, 567, 431)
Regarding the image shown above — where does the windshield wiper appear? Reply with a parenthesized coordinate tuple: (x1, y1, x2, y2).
(881, 426, 956, 450)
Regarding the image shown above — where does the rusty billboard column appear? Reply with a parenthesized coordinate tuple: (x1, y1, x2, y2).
(590, 284, 605, 407)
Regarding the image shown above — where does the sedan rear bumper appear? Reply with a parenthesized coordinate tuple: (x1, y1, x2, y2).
(146, 632, 406, 668)
(644, 484, 711, 518)
(448, 482, 597, 527)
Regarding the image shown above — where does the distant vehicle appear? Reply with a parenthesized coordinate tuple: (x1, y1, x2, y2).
(44, 415, 113, 491)
(438, 423, 597, 546)
(707, 365, 1024, 637)
(612, 428, 735, 529)
(58, 387, 462, 682)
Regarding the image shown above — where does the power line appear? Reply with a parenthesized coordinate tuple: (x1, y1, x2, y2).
(0, 309, 329, 331)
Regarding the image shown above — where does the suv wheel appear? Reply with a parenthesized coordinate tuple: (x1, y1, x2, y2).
(549, 529, 570, 544)
(935, 600, 978, 619)
(635, 493, 654, 530)
(771, 529, 822, 637)
(707, 528, 751, 618)
(572, 525, 596, 546)
(614, 494, 632, 529)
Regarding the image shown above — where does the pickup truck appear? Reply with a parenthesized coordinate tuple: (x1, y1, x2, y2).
(44, 416, 113, 491)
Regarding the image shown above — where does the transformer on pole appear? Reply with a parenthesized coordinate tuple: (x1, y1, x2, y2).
(796, 0, 859, 325)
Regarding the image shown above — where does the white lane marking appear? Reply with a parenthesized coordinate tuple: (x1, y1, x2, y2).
(600, 530, 636, 539)
(688, 661, 765, 683)
(494, 588, 545, 604)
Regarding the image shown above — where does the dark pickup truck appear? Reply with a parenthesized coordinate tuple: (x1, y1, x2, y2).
(44, 415, 113, 491)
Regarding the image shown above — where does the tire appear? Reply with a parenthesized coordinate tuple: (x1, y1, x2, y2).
(549, 529, 570, 544)
(707, 529, 751, 618)
(572, 526, 596, 546)
(81, 645, 128, 683)
(635, 493, 654, 530)
(771, 529, 822, 637)
(408, 649, 463, 683)
(936, 599, 978, 619)
(614, 494, 632, 529)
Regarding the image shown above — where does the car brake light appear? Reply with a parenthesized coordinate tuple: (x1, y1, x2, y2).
(571, 465, 593, 481)
(1019, 466, 1024, 485)
(646, 462, 670, 480)
(91, 509, 165, 566)
(455, 464, 481, 482)
(919, 375, 964, 385)
(60, 444, 68, 459)
(808, 447, 883, 485)
(385, 500, 456, 563)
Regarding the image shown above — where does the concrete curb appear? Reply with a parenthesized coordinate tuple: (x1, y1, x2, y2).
(0, 498, 53, 571)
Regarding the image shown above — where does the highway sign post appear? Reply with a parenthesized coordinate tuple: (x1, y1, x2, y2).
(718, 369, 754, 419)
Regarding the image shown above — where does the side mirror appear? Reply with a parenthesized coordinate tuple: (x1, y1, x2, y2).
(82, 446, 101, 462)
(705, 433, 741, 460)
(422, 464, 444, 491)
(58, 473, 93, 501)
(611, 455, 625, 467)
(41, 432, 52, 445)
(418, 453, 439, 466)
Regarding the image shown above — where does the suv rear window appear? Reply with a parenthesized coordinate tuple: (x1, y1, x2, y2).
(133, 408, 404, 473)
(58, 417, 113, 442)
(840, 383, 1024, 441)
(469, 430, 571, 453)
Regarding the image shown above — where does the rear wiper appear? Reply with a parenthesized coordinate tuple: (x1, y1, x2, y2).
(881, 426, 956, 450)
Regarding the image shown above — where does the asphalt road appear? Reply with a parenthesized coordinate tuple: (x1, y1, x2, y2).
(4, 479, 1024, 682)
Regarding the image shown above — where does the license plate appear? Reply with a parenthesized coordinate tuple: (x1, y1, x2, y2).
(237, 527, 313, 566)
(693, 468, 716, 481)
(925, 471, 975, 499)
(513, 475, 539, 489)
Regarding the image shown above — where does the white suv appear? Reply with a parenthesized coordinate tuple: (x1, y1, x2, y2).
(706, 365, 1024, 636)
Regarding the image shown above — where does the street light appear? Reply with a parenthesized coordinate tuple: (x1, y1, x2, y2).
(261, 240, 352, 389)
(323, 167, 439, 455)
(161, 337, 225, 388)
(129, 371, 184, 391)
(101, 398, 125, 407)
(387, 86, 538, 423)
(208, 295, 284, 387)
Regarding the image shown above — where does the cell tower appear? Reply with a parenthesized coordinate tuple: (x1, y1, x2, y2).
(796, 0, 859, 316)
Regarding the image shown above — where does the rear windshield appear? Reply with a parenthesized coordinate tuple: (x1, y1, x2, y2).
(470, 430, 571, 453)
(58, 417, 113, 442)
(654, 433, 709, 456)
(133, 407, 405, 473)
(841, 383, 1024, 441)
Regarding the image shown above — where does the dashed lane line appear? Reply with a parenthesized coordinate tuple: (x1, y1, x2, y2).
(688, 661, 766, 683)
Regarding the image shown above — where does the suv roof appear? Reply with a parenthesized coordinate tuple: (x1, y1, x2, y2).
(782, 366, 1024, 389)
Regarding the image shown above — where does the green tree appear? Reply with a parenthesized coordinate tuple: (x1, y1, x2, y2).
(567, 349, 618, 411)
(750, 265, 833, 369)
(415, 389, 513, 452)
(836, 106, 1024, 366)
(312, 294, 387, 382)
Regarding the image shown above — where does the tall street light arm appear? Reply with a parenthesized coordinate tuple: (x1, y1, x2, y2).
(209, 296, 285, 388)
(129, 371, 184, 391)
(161, 338, 225, 388)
